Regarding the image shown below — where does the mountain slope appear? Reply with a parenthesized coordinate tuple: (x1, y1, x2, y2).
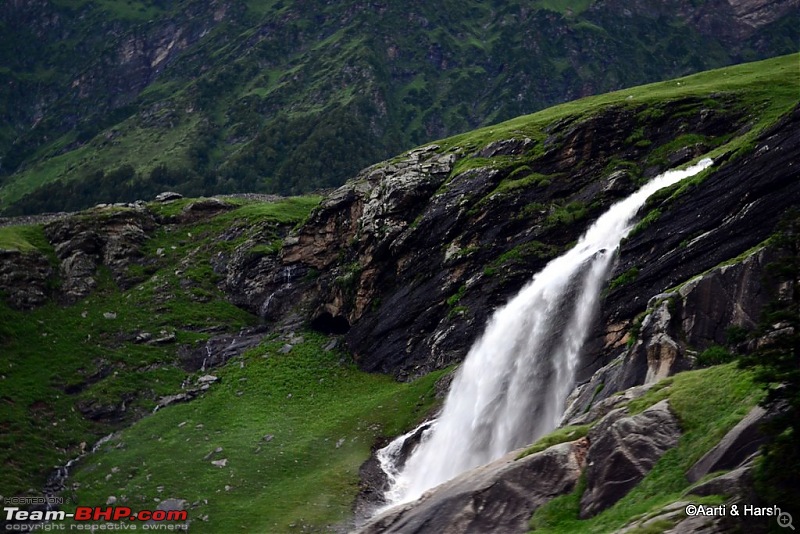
(0, 55, 798, 532)
(1, 0, 797, 214)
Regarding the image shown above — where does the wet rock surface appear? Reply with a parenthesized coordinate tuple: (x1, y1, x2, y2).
(177, 326, 268, 372)
(569, 242, 777, 415)
(358, 439, 587, 534)
(595, 106, 800, 376)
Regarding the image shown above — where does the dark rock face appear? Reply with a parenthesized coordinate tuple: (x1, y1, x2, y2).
(177, 326, 268, 372)
(597, 106, 800, 369)
(0, 249, 53, 309)
(678, 249, 771, 350)
(579, 107, 800, 395)
(580, 400, 681, 518)
(215, 234, 312, 321)
(358, 439, 587, 534)
(44, 207, 157, 301)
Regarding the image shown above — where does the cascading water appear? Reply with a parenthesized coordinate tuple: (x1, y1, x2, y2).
(381, 158, 713, 506)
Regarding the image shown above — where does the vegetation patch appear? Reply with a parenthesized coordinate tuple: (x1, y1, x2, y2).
(446, 284, 468, 307)
(529, 363, 762, 533)
(484, 240, 560, 277)
(608, 267, 640, 291)
(0, 196, 320, 499)
(0, 225, 55, 258)
(629, 209, 661, 238)
(545, 201, 588, 227)
(696, 345, 736, 367)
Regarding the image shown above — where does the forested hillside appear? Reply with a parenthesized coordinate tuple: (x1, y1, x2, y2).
(1, 0, 796, 214)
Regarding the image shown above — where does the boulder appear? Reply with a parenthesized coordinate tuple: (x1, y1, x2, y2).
(612, 501, 729, 534)
(580, 400, 681, 518)
(358, 439, 587, 534)
(155, 191, 183, 202)
(686, 405, 768, 483)
(688, 461, 755, 499)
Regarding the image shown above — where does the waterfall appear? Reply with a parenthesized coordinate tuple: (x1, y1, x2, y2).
(384, 158, 713, 506)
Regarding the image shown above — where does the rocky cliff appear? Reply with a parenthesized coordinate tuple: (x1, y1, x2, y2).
(276, 80, 799, 387)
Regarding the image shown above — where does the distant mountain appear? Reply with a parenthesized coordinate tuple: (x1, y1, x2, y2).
(0, 0, 796, 214)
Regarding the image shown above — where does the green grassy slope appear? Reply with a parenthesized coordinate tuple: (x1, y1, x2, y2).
(1, 194, 444, 532)
(437, 53, 799, 164)
(0, 196, 320, 498)
(66, 334, 444, 532)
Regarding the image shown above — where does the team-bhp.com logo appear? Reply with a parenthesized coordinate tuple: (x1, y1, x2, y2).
(5, 507, 187, 522)
(4, 506, 188, 530)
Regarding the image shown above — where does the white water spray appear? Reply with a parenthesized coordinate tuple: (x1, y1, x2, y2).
(384, 158, 713, 505)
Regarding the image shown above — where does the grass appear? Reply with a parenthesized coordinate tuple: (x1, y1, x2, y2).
(0, 225, 54, 253)
(437, 53, 799, 168)
(517, 425, 590, 459)
(0, 268, 254, 498)
(608, 267, 640, 291)
(529, 363, 763, 533)
(64, 333, 446, 532)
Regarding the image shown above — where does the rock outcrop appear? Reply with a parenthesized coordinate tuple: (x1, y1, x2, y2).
(580, 400, 681, 518)
(596, 105, 800, 372)
(44, 207, 157, 301)
(566, 243, 776, 418)
(0, 249, 53, 309)
(686, 405, 769, 483)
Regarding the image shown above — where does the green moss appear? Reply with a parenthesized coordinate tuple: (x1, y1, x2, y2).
(446, 284, 467, 307)
(517, 425, 589, 459)
(629, 209, 661, 237)
(608, 267, 640, 291)
(484, 240, 560, 277)
(545, 201, 588, 227)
